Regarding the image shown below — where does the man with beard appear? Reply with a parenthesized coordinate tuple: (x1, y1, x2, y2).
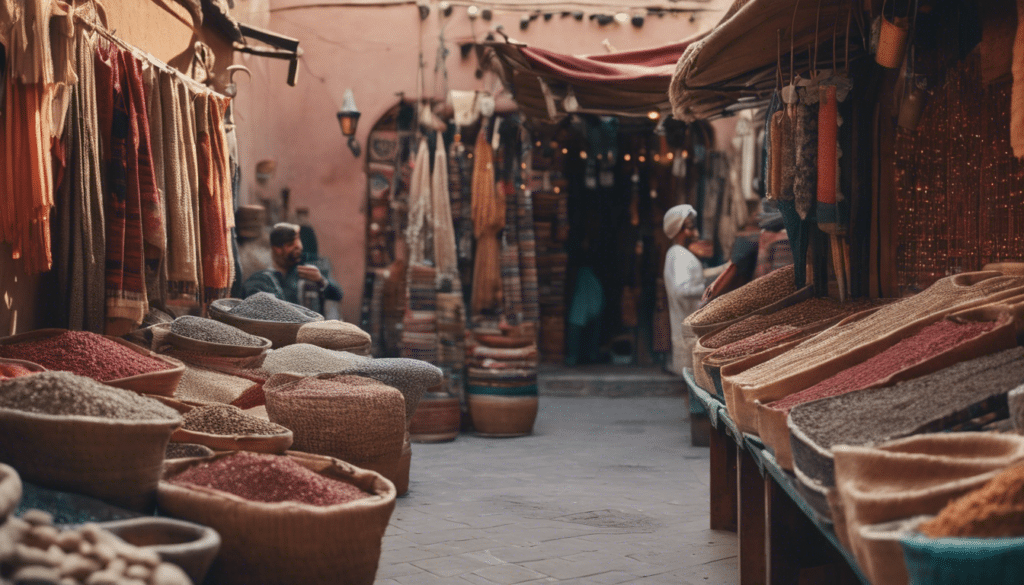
(240, 223, 343, 315)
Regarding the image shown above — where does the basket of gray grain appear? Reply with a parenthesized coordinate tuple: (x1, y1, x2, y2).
(158, 450, 396, 585)
(209, 293, 323, 348)
(0, 372, 182, 512)
(166, 316, 272, 357)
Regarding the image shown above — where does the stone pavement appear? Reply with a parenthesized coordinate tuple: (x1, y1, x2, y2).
(375, 396, 738, 584)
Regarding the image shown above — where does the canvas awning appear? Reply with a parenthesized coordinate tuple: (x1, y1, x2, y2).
(669, 0, 868, 121)
(481, 35, 704, 122)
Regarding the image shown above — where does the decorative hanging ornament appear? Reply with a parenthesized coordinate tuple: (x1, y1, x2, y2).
(631, 15, 644, 27)
(614, 13, 629, 24)
(417, 1, 429, 20)
(439, 1, 452, 17)
(467, 5, 479, 19)
(481, 8, 492, 20)
(520, 15, 530, 30)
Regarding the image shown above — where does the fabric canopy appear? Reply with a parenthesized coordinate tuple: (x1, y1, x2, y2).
(482, 35, 704, 122)
(670, 0, 866, 121)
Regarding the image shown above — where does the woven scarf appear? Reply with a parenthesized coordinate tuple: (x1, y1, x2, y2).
(406, 137, 433, 267)
(470, 126, 504, 314)
(501, 182, 523, 323)
(179, 77, 205, 301)
(793, 98, 818, 221)
(160, 73, 199, 300)
(517, 188, 540, 324)
(431, 131, 459, 287)
(195, 93, 232, 302)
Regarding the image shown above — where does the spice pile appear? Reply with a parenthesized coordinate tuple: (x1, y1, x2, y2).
(0, 509, 193, 585)
(296, 320, 372, 355)
(727, 273, 1024, 391)
(166, 442, 215, 459)
(168, 451, 369, 506)
(181, 404, 288, 436)
(171, 316, 266, 347)
(684, 265, 796, 326)
(263, 344, 369, 375)
(770, 319, 998, 415)
(0, 362, 36, 379)
(702, 296, 876, 349)
(0, 372, 179, 420)
(789, 347, 1024, 454)
(0, 331, 170, 381)
(228, 293, 320, 323)
(705, 325, 800, 363)
(919, 463, 1024, 538)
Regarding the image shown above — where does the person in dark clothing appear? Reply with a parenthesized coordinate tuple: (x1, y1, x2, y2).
(240, 223, 342, 316)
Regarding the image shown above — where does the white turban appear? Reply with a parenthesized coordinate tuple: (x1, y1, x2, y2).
(663, 204, 697, 239)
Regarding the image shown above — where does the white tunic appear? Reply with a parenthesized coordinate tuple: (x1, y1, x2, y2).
(663, 244, 705, 375)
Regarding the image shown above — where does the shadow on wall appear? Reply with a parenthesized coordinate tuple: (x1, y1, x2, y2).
(0, 244, 40, 336)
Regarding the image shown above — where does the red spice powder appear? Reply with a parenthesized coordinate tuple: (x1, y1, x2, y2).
(0, 331, 170, 381)
(769, 320, 997, 413)
(169, 451, 370, 506)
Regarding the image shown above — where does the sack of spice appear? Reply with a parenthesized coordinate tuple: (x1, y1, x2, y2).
(264, 373, 409, 495)
(296, 320, 372, 355)
(0, 372, 182, 512)
(158, 450, 396, 585)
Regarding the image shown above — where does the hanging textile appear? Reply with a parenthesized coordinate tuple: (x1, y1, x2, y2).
(195, 93, 234, 302)
(1012, 0, 1024, 157)
(179, 75, 205, 300)
(432, 131, 458, 286)
(160, 73, 200, 302)
(143, 63, 167, 309)
(471, 125, 504, 315)
(406, 137, 433, 266)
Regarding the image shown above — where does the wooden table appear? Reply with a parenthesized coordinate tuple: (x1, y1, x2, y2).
(685, 369, 869, 585)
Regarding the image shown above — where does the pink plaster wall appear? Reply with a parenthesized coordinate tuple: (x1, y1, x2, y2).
(233, 0, 732, 321)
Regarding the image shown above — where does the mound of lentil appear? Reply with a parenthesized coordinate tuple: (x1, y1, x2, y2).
(789, 347, 1024, 453)
(263, 344, 370, 375)
(702, 297, 877, 349)
(771, 319, 998, 415)
(706, 325, 801, 362)
(166, 442, 215, 459)
(0, 331, 170, 381)
(919, 463, 1024, 538)
(182, 404, 289, 436)
(0, 372, 180, 420)
(168, 451, 369, 506)
(684, 265, 796, 326)
(171, 315, 266, 347)
(229, 292, 320, 323)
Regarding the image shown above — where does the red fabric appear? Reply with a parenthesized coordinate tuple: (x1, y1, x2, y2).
(196, 94, 231, 301)
(520, 41, 695, 85)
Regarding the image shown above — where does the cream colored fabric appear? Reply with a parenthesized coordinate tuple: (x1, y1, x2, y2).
(662, 204, 697, 240)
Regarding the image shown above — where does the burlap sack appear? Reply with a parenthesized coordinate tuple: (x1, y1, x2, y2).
(759, 306, 1018, 470)
(296, 320, 373, 355)
(159, 451, 396, 585)
(832, 433, 1024, 585)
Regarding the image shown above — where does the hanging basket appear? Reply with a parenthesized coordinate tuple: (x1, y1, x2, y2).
(876, 16, 909, 69)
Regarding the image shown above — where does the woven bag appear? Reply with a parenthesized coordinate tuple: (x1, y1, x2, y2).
(831, 434, 1024, 585)
(296, 320, 372, 355)
(158, 451, 396, 585)
(0, 408, 179, 512)
(264, 373, 408, 492)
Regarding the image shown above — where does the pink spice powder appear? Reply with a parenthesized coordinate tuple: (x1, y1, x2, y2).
(0, 331, 169, 381)
(169, 451, 370, 506)
(770, 320, 997, 413)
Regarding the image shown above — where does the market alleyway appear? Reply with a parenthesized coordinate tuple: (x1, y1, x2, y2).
(376, 388, 738, 584)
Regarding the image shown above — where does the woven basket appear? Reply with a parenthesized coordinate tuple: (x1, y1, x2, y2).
(264, 373, 408, 493)
(209, 298, 323, 348)
(759, 306, 1018, 471)
(0, 357, 46, 375)
(409, 395, 461, 443)
(0, 329, 185, 397)
(466, 382, 538, 437)
(0, 462, 21, 519)
(901, 530, 1024, 585)
(685, 279, 811, 338)
(0, 407, 179, 511)
(158, 451, 396, 585)
(160, 323, 272, 358)
(96, 516, 222, 585)
(151, 396, 294, 454)
(856, 516, 930, 585)
(296, 320, 372, 354)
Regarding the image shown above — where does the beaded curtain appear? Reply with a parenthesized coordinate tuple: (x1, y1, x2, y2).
(894, 59, 1024, 294)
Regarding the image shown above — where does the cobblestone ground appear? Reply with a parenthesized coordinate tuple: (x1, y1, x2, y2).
(376, 396, 738, 584)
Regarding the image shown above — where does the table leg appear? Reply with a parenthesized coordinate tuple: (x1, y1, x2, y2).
(738, 446, 766, 585)
(709, 423, 737, 532)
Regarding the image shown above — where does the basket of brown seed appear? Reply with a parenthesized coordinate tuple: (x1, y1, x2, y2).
(153, 396, 294, 454)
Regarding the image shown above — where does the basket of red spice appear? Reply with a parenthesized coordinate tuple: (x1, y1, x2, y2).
(0, 357, 46, 379)
(158, 450, 396, 585)
(0, 329, 185, 396)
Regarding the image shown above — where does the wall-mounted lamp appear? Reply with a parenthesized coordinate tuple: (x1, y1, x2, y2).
(337, 88, 362, 157)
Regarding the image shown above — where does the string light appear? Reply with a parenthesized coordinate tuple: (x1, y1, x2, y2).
(580, 151, 587, 159)
(638, 155, 646, 163)
(561, 147, 568, 154)
(624, 153, 631, 161)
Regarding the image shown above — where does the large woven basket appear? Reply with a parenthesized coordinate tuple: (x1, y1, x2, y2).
(0, 407, 180, 512)
(0, 357, 46, 376)
(157, 322, 273, 358)
(466, 381, 539, 437)
(158, 451, 396, 585)
(0, 329, 185, 397)
(264, 373, 409, 494)
(96, 516, 222, 585)
(409, 395, 461, 443)
(209, 298, 323, 348)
